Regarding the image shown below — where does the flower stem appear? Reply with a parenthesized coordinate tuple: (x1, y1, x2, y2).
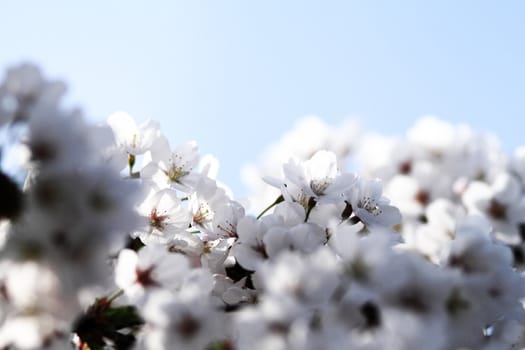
(107, 289, 124, 304)
(304, 197, 317, 223)
(256, 195, 284, 219)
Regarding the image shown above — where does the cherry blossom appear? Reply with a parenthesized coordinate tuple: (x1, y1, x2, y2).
(1, 63, 525, 350)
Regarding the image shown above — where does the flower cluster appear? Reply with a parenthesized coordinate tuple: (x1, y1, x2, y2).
(0, 64, 524, 350)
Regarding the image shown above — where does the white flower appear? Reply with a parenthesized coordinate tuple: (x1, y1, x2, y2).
(135, 187, 191, 244)
(233, 248, 340, 350)
(231, 216, 271, 271)
(140, 290, 225, 350)
(199, 238, 233, 273)
(345, 178, 401, 228)
(263, 223, 327, 258)
(440, 217, 525, 345)
(385, 172, 438, 220)
(257, 248, 339, 306)
(443, 216, 512, 274)
(211, 199, 245, 239)
(330, 223, 397, 284)
(357, 133, 414, 180)
(0, 313, 69, 350)
(377, 308, 448, 350)
(241, 116, 360, 212)
(187, 177, 236, 238)
(142, 137, 200, 192)
(3, 261, 79, 322)
(213, 274, 255, 306)
(403, 199, 465, 262)
(0, 63, 65, 125)
(5, 165, 140, 289)
(265, 150, 356, 209)
(115, 246, 204, 303)
(25, 107, 91, 171)
(107, 111, 161, 157)
(462, 172, 525, 244)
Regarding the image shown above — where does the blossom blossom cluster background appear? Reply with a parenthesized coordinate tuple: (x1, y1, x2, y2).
(1, 2, 525, 350)
(2, 63, 525, 349)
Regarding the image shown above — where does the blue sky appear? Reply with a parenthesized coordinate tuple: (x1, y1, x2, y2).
(1, 1, 524, 195)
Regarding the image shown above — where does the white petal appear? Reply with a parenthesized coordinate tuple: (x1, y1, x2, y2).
(107, 111, 138, 146)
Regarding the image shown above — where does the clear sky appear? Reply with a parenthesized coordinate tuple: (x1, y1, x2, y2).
(1, 1, 524, 196)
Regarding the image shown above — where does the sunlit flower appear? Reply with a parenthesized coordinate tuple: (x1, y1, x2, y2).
(141, 137, 201, 192)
